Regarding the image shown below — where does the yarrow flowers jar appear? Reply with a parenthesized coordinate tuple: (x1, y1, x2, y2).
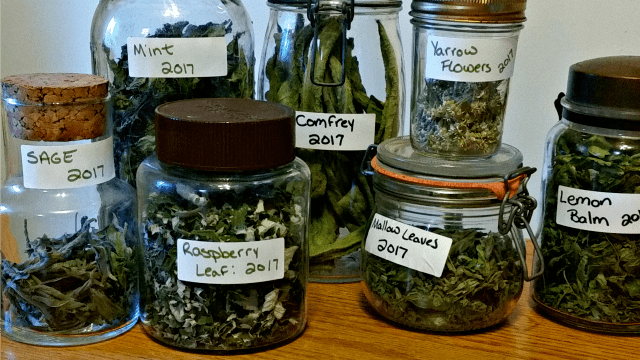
(136, 98, 310, 350)
(409, 0, 526, 158)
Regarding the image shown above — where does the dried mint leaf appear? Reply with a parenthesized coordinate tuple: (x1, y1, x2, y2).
(1, 216, 139, 332)
(362, 228, 523, 331)
(140, 181, 306, 350)
(534, 132, 640, 324)
(105, 20, 253, 187)
(264, 16, 400, 275)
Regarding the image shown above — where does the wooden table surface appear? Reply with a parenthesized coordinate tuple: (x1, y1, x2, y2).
(1, 243, 637, 360)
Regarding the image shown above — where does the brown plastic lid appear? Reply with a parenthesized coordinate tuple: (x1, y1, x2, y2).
(155, 98, 296, 171)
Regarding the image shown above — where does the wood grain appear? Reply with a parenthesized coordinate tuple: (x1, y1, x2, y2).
(2, 242, 636, 359)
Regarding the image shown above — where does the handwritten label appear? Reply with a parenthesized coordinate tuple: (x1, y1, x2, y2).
(556, 186, 640, 234)
(364, 214, 453, 277)
(295, 111, 375, 151)
(177, 238, 285, 284)
(425, 35, 519, 82)
(21, 138, 115, 189)
(127, 37, 227, 78)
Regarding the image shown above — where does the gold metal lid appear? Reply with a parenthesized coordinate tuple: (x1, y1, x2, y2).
(410, 0, 526, 23)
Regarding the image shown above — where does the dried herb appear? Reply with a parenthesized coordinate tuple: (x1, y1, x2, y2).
(534, 132, 640, 324)
(1, 216, 139, 332)
(363, 228, 523, 331)
(412, 79, 507, 156)
(140, 179, 306, 350)
(104, 20, 253, 186)
(264, 17, 400, 275)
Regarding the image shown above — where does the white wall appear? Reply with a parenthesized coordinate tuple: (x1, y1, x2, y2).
(2, 0, 640, 228)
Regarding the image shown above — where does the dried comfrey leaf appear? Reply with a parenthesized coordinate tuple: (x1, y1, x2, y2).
(264, 17, 401, 275)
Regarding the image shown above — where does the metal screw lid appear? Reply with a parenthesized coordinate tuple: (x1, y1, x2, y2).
(410, 0, 526, 23)
(267, 0, 402, 6)
(155, 98, 295, 172)
(560, 56, 640, 129)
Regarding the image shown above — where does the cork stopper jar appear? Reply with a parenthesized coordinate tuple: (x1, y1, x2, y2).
(1, 74, 140, 346)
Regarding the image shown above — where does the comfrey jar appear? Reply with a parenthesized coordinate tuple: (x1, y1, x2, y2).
(409, 0, 526, 157)
(360, 137, 543, 331)
(91, 0, 255, 187)
(533, 56, 640, 333)
(1, 74, 140, 346)
(136, 98, 310, 350)
(258, 0, 406, 282)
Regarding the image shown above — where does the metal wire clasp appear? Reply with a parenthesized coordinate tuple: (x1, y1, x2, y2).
(307, 0, 355, 87)
(498, 166, 545, 281)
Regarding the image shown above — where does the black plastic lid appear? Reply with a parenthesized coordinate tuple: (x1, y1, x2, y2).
(155, 98, 295, 171)
(560, 56, 640, 129)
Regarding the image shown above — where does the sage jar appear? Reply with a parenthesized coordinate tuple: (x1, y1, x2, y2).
(0, 74, 140, 346)
(409, 0, 526, 157)
(533, 56, 640, 333)
(90, 0, 255, 187)
(360, 136, 543, 331)
(136, 98, 310, 350)
(258, 0, 405, 282)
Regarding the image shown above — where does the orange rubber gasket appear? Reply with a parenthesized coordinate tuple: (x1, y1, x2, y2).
(370, 156, 525, 200)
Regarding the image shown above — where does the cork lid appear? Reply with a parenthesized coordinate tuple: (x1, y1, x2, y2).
(1, 73, 108, 104)
(155, 98, 296, 171)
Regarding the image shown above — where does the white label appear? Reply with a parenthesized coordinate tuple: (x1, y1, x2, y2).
(556, 186, 640, 234)
(177, 238, 286, 284)
(295, 111, 375, 151)
(126, 37, 227, 78)
(425, 35, 519, 82)
(21, 138, 115, 189)
(364, 214, 453, 277)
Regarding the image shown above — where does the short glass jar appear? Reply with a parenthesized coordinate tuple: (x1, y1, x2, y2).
(90, 0, 255, 187)
(258, 0, 405, 282)
(137, 98, 310, 350)
(533, 56, 640, 333)
(360, 136, 542, 331)
(0, 74, 140, 346)
(409, 0, 526, 157)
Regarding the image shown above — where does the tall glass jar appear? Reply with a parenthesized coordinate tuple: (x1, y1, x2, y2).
(0, 74, 140, 346)
(360, 136, 543, 331)
(137, 98, 310, 350)
(533, 56, 640, 333)
(90, 0, 255, 187)
(258, 0, 405, 282)
(409, 0, 526, 157)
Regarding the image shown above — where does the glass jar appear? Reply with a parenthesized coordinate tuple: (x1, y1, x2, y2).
(360, 136, 543, 331)
(137, 98, 310, 350)
(0, 74, 140, 346)
(258, 0, 405, 282)
(409, 0, 526, 157)
(90, 0, 255, 187)
(533, 56, 640, 333)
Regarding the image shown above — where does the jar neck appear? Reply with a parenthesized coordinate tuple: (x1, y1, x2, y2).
(410, 18, 524, 32)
